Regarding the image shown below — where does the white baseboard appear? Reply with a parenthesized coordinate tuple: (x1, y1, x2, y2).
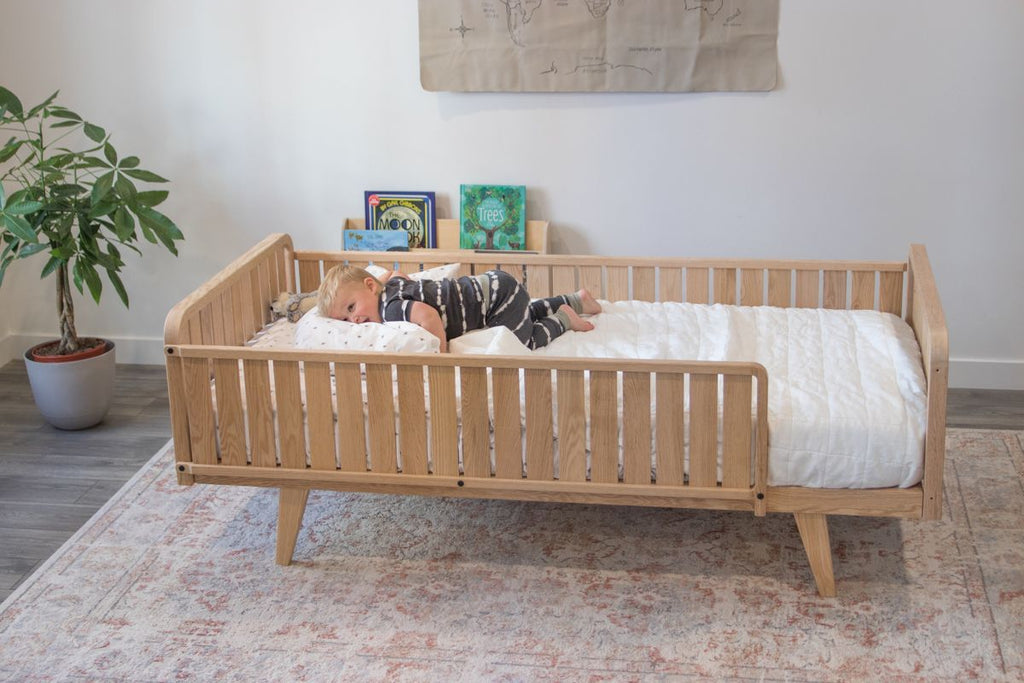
(949, 358, 1024, 391)
(0, 334, 166, 367)
(1, 333, 1021, 390)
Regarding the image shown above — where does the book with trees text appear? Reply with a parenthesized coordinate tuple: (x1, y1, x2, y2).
(459, 184, 526, 250)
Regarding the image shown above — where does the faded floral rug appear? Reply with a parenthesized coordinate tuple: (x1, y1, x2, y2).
(1, 430, 1021, 681)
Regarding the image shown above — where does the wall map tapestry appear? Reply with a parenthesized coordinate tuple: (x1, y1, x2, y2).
(418, 0, 779, 93)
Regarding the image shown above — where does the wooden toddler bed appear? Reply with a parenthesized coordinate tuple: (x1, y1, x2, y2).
(164, 233, 947, 596)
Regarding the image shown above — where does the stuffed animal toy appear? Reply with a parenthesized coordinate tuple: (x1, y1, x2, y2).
(271, 291, 319, 323)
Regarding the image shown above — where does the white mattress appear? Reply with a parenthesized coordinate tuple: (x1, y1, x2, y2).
(249, 300, 928, 489)
(450, 301, 928, 489)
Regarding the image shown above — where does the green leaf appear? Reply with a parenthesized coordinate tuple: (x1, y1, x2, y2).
(48, 107, 82, 121)
(118, 156, 140, 169)
(90, 171, 115, 204)
(0, 139, 23, 163)
(49, 120, 80, 129)
(76, 259, 103, 303)
(132, 190, 168, 208)
(18, 241, 48, 257)
(40, 256, 61, 278)
(25, 91, 59, 119)
(136, 205, 183, 243)
(113, 207, 135, 240)
(83, 122, 106, 143)
(107, 268, 129, 307)
(2, 213, 39, 242)
(80, 155, 112, 169)
(0, 86, 25, 117)
(3, 200, 44, 215)
(114, 174, 137, 201)
(122, 168, 168, 183)
(103, 142, 117, 165)
(50, 183, 87, 197)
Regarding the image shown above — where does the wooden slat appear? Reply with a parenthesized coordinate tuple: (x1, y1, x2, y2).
(589, 371, 618, 484)
(397, 365, 428, 475)
(211, 295, 226, 345)
(248, 268, 264, 330)
(556, 369, 586, 482)
(740, 268, 764, 306)
(304, 361, 338, 470)
(257, 260, 273, 325)
(183, 357, 217, 465)
(795, 270, 819, 308)
(713, 268, 737, 305)
(633, 267, 656, 302)
(298, 260, 321, 293)
(579, 266, 603, 300)
(335, 362, 367, 472)
(686, 267, 709, 304)
(606, 266, 629, 302)
(524, 369, 554, 481)
(823, 270, 847, 309)
(768, 269, 791, 307)
(228, 285, 245, 345)
(722, 375, 753, 489)
(526, 264, 551, 298)
(366, 364, 398, 473)
(243, 359, 277, 467)
(274, 360, 306, 469)
(622, 372, 651, 485)
(655, 372, 685, 486)
(851, 271, 876, 310)
(689, 374, 718, 487)
(659, 267, 683, 303)
(492, 368, 523, 479)
(428, 366, 459, 476)
(212, 358, 246, 466)
(552, 265, 576, 297)
(460, 367, 490, 478)
(879, 271, 903, 315)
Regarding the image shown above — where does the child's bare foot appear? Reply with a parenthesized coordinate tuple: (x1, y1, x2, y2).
(560, 304, 595, 332)
(577, 288, 602, 315)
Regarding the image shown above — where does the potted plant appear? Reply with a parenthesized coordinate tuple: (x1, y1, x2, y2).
(0, 86, 182, 429)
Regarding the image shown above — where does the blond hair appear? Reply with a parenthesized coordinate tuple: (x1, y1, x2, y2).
(317, 265, 381, 317)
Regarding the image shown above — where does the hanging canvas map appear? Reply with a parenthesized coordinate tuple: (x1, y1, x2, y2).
(418, 0, 779, 93)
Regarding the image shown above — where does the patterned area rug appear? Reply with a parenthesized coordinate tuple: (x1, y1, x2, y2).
(1, 430, 1021, 681)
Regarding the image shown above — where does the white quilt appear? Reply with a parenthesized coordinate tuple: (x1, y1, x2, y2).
(450, 301, 928, 489)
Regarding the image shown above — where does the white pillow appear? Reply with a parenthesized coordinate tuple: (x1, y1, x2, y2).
(364, 262, 460, 281)
(295, 308, 440, 353)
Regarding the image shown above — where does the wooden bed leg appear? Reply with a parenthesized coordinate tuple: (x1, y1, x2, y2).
(794, 513, 836, 597)
(276, 487, 310, 565)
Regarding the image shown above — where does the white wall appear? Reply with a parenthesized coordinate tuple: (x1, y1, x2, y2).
(1, 0, 1022, 388)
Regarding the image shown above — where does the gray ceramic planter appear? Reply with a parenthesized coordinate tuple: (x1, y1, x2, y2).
(24, 341, 116, 430)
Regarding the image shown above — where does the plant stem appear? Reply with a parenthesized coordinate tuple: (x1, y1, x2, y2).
(56, 263, 79, 354)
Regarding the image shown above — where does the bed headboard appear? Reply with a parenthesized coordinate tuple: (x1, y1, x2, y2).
(164, 233, 295, 346)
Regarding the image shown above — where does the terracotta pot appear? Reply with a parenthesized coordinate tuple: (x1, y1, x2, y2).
(24, 340, 116, 430)
(27, 338, 111, 363)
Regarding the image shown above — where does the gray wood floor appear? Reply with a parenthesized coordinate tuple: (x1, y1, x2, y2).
(0, 358, 1021, 603)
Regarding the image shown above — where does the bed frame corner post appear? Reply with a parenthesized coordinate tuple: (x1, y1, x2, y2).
(276, 487, 310, 565)
(794, 512, 837, 597)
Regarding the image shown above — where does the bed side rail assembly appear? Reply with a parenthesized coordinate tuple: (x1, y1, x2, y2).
(163, 347, 768, 558)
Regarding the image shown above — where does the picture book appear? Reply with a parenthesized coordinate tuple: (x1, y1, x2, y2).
(343, 229, 410, 252)
(364, 191, 436, 249)
(459, 184, 526, 250)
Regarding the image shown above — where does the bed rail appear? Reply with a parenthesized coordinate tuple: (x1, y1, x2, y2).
(293, 247, 910, 315)
(165, 346, 768, 514)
